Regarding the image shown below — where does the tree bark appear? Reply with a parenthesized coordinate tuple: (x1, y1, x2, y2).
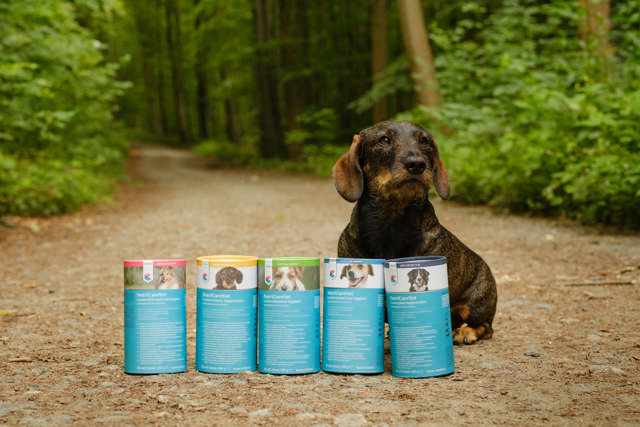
(396, 0, 441, 108)
(194, 0, 210, 140)
(372, 0, 388, 122)
(577, 0, 613, 59)
(253, 0, 286, 158)
(165, 0, 192, 142)
(280, 0, 309, 159)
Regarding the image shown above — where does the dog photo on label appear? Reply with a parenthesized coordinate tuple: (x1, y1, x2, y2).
(270, 266, 306, 291)
(408, 268, 429, 292)
(332, 120, 497, 344)
(215, 267, 243, 290)
(155, 266, 184, 290)
(340, 263, 374, 288)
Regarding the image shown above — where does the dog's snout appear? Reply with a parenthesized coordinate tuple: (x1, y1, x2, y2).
(404, 156, 426, 175)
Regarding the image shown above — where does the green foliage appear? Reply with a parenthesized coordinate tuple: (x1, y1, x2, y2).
(399, 0, 640, 228)
(192, 140, 256, 167)
(0, 0, 130, 216)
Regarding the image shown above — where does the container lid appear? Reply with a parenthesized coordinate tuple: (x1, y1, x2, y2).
(323, 257, 386, 265)
(197, 255, 258, 267)
(258, 257, 319, 267)
(384, 256, 446, 268)
(123, 259, 186, 267)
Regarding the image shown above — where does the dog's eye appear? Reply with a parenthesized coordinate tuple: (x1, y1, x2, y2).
(419, 136, 430, 146)
(378, 136, 391, 146)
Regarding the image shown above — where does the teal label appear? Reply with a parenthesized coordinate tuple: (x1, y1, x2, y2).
(322, 288, 385, 373)
(196, 288, 257, 373)
(258, 290, 321, 374)
(386, 289, 454, 377)
(124, 289, 187, 374)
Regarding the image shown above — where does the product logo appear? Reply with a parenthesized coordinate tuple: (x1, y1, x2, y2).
(329, 270, 336, 279)
(265, 275, 272, 285)
(143, 273, 152, 282)
(202, 272, 209, 282)
(390, 274, 397, 284)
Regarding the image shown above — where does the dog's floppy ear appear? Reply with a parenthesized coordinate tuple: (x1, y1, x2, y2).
(340, 265, 349, 279)
(367, 264, 374, 276)
(234, 269, 243, 284)
(292, 266, 304, 278)
(332, 134, 364, 202)
(433, 158, 450, 200)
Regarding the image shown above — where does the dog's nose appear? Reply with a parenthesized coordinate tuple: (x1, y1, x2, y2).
(404, 157, 426, 175)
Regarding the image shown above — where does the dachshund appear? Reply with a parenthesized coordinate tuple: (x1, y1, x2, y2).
(332, 120, 497, 344)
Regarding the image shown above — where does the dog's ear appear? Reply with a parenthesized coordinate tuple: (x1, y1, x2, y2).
(434, 158, 450, 200)
(340, 265, 349, 279)
(235, 269, 243, 284)
(367, 264, 374, 276)
(293, 266, 304, 278)
(215, 271, 222, 286)
(332, 134, 364, 202)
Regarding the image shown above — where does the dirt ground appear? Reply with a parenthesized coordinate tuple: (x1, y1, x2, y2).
(1, 145, 639, 426)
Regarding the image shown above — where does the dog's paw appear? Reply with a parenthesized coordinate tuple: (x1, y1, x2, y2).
(452, 323, 493, 345)
(452, 326, 480, 345)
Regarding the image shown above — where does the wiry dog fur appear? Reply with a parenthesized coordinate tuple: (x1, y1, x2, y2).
(332, 120, 497, 344)
(215, 267, 243, 290)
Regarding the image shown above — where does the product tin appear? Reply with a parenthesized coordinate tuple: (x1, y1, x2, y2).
(258, 257, 320, 374)
(384, 256, 455, 378)
(123, 259, 187, 374)
(322, 258, 385, 374)
(196, 255, 258, 373)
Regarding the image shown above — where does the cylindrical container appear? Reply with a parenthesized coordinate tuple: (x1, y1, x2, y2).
(258, 257, 320, 374)
(322, 258, 385, 374)
(196, 255, 258, 373)
(123, 259, 187, 374)
(384, 256, 455, 378)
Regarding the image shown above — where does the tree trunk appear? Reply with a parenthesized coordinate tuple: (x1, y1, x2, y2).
(253, 0, 286, 158)
(129, 0, 163, 135)
(396, 0, 441, 108)
(280, 0, 309, 159)
(221, 68, 243, 144)
(194, 0, 210, 140)
(577, 0, 613, 60)
(372, 0, 388, 123)
(165, 0, 192, 142)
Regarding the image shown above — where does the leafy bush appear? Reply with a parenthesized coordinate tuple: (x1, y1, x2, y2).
(0, 0, 130, 216)
(193, 140, 256, 166)
(400, 0, 640, 229)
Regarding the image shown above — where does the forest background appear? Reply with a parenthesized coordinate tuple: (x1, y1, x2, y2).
(1, 0, 639, 228)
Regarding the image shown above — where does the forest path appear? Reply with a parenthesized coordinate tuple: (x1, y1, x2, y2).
(1, 144, 639, 425)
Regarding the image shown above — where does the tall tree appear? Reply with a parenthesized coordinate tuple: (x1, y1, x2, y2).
(372, 0, 389, 122)
(253, 0, 286, 158)
(194, 0, 211, 140)
(396, 0, 441, 108)
(280, 0, 309, 158)
(165, 0, 193, 142)
(577, 0, 613, 59)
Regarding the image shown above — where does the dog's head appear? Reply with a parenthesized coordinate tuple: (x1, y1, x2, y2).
(340, 263, 374, 288)
(156, 266, 182, 289)
(332, 121, 449, 208)
(216, 267, 243, 290)
(408, 268, 429, 291)
(271, 266, 305, 291)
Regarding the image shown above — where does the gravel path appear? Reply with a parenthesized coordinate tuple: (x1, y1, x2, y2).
(1, 145, 639, 426)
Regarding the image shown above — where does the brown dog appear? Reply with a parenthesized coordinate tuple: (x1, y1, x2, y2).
(332, 120, 497, 344)
(215, 267, 243, 290)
